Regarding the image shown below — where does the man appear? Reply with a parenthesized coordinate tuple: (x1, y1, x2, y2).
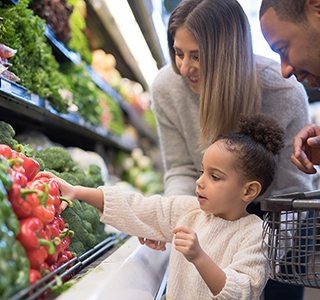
(260, 0, 320, 175)
(259, 2, 320, 300)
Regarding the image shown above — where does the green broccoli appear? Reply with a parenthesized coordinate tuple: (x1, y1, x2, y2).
(95, 222, 109, 244)
(67, 241, 86, 258)
(80, 202, 99, 228)
(0, 121, 18, 149)
(58, 171, 81, 186)
(82, 220, 93, 233)
(61, 206, 93, 256)
(80, 201, 109, 242)
(69, 200, 84, 220)
(35, 146, 75, 172)
(85, 164, 104, 188)
(68, 166, 87, 186)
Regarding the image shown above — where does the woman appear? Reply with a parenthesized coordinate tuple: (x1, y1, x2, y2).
(147, 0, 319, 299)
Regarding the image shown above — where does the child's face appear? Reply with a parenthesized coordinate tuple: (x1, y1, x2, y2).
(196, 140, 249, 221)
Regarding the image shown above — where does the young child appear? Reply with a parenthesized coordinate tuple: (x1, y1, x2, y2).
(39, 113, 285, 300)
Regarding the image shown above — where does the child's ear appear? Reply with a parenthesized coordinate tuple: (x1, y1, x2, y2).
(243, 181, 261, 203)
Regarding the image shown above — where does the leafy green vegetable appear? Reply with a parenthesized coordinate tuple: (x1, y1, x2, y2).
(60, 62, 102, 126)
(67, 0, 92, 64)
(0, 0, 69, 113)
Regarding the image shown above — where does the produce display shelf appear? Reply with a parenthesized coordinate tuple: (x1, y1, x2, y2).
(44, 25, 81, 65)
(0, 76, 138, 151)
(7, 232, 128, 300)
(56, 236, 170, 300)
(88, 68, 159, 144)
(2, 0, 158, 146)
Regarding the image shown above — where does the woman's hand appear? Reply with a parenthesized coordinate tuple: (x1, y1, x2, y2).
(172, 225, 203, 262)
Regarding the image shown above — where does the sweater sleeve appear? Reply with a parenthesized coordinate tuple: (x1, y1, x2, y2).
(212, 221, 269, 300)
(150, 65, 200, 196)
(98, 186, 196, 242)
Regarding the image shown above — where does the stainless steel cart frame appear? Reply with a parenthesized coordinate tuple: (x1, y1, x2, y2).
(261, 192, 320, 289)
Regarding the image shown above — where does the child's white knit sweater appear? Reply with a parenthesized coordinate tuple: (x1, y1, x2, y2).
(99, 186, 269, 300)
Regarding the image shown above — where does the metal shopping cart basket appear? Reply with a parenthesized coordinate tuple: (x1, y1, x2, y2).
(261, 190, 320, 288)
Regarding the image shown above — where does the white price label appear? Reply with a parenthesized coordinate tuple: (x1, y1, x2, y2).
(31, 93, 40, 105)
(1, 79, 11, 93)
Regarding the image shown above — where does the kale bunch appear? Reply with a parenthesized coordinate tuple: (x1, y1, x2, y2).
(0, 0, 69, 113)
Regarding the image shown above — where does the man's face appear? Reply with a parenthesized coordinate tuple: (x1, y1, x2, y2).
(260, 7, 320, 88)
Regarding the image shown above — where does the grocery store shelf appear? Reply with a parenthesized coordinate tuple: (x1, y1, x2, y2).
(86, 0, 160, 90)
(7, 232, 129, 300)
(45, 25, 82, 64)
(88, 68, 159, 144)
(43, 26, 159, 145)
(56, 236, 170, 300)
(0, 77, 138, 152)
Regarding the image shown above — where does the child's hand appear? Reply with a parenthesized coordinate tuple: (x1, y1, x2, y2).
(35, 171, 75, 211)
(138, 237, 167, 251)
(172, 225, 203, 263)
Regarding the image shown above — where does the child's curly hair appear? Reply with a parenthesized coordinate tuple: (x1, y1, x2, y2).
(218, 113, 285, 196)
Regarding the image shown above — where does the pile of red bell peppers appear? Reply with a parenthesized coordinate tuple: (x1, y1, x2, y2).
(0, 144, 75, 288)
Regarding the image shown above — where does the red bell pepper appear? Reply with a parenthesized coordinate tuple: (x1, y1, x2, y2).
(29, 269, 42, 286)
(0, 144, 13, 158)
(27, 224, 54, 269)
(8, 184, 44, 220)
(46, 217, 74, 266)
(27, 224, 55, 269)
(12, 144, 39, 181)
(45, 218, 64, 266)
(56, 215, 66, 231)
(17, 217, 55, 254)
(56, 250, 75, 267)
(18, 219, 55, 269)
(55, 250, 76, 282)
(28, 181, 55, 225)
(9, 167, 28, 188)
(39, 177, 73, 216)
(40, 261, 57, 277)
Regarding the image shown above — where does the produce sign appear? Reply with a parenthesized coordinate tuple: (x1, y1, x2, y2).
(0, 144, 75, 299)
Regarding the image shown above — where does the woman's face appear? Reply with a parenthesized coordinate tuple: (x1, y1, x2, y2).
(173, 26, 201, 94)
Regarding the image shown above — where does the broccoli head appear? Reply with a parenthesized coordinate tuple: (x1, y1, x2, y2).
(80, 202, 100, 231)
(82, 220, 93, 233)
(0, 121, 18, 149)
(85, 164, 104, 188)
(61, 206, 94, 255)
(69, 200, 84, 220)
(35, 146, 75, 172)
(58, 171, 81, 186)
(80, 201, 109, 242)
(68, 166, 87, 186)
(67, 241, 86, 258)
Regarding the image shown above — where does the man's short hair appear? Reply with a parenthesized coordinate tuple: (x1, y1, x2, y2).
(259, 0, 307, 23)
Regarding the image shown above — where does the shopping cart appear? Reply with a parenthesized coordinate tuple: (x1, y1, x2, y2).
(261, 190, 320, 288)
